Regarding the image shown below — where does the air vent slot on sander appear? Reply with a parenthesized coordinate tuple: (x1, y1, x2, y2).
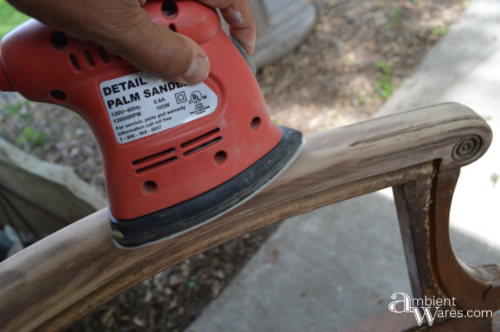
(98, 47, 109, 63)
(181, 128, 222, 156)
(133, 148, 175, 165)
(183, 137, 222, 156)
(135, 156, 178, 174)
(83, 50, 95, 67)
(181, 128, 220, 148)
(133, 148, 177, 173)
(69, 54, 81, 71)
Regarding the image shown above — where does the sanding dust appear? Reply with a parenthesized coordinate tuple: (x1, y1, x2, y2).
(228, 8, 244, 26)
(179, 12, 208, 28)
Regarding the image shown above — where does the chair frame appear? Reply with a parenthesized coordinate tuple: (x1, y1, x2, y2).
(0, 103, 497, 331)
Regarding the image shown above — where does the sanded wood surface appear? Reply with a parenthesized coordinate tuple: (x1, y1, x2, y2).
(0, 103, 493, 331)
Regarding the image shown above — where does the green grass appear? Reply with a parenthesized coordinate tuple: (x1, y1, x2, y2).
(329, 109, 340, 121)
(357, 93, 366, 106)
(16, 126, 49, 148)
(343, 58, 356, 66)
(386, 8, 401, 29)
(492, 173, 499, 187)
(376, 61, 391, 75)
(431, 26, 448, 37)
(374, 61, 395, 100)
(374, 76, 394, 100)
(2, 98, 50, 149)
(4, 99, 29, 117)
(0, 0, 30, 40)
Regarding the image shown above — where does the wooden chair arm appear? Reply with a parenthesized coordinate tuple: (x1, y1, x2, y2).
(0, 102, 494, 331)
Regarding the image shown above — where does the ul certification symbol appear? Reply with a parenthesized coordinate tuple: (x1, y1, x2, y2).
(190, 91, 203, 103)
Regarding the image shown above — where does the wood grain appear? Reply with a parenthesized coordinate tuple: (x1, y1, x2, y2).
(391, 169, 497, 331)
(0, 102, 493, 331)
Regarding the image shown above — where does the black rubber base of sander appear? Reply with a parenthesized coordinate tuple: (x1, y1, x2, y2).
(110, 126, 303, 249)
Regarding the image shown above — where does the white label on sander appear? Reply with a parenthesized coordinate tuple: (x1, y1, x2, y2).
(100, 72, 218, 144)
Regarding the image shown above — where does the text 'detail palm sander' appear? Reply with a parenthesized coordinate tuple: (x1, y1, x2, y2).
(0, 0, 304, 249)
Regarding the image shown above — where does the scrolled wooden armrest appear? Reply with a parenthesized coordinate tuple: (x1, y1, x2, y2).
(0, 102, 493, 331)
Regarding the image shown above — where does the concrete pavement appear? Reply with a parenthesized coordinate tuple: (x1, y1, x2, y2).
(187, 0, 500, 330)
(377, 0, 500, 250)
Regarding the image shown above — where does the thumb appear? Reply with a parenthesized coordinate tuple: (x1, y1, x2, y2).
(102, 10, 210, 84)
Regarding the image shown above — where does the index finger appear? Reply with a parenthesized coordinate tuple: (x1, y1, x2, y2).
(197, 0, 256, 55)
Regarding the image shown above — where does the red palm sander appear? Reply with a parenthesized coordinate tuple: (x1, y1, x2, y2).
(0, 0, 303, 249)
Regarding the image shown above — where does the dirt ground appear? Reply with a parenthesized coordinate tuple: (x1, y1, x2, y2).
(260, 0, 468, 136)
(0, 0, 468, 331)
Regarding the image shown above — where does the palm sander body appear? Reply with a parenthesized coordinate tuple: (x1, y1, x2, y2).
(0, 0, 303, 249)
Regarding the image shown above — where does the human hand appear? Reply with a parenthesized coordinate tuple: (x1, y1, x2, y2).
(6, 0, 256, 84)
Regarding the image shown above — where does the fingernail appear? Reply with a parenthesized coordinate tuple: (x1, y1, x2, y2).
(182, 55, 210, 84)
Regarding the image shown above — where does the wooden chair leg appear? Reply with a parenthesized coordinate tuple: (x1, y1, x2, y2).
(391, 164, 500, 331)
(343, 162, 499, 332)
